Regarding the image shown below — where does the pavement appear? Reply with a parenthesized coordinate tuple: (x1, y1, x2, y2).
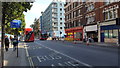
(2, 42, 29, 67)
(59, 40, 119, 48)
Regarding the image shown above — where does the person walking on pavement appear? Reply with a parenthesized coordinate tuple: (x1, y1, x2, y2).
(5, 35, 9, 51)
(10, 36, 13, 46)
(13, 35, 19, 51)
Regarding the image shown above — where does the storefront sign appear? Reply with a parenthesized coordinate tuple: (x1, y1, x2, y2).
(68, 33, 73, 35)
(85, 25, 97, 32)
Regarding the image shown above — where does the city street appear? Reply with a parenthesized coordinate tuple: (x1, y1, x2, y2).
(25, 40, 119, 67)
(0, 1, 120, 68)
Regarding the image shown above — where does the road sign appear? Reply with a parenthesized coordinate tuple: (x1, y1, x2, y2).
(10, 20, 21, 28)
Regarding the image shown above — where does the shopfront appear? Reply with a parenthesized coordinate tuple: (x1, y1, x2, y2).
(100, 25, 120, 43)
(84, 25, 98, 42)
(65, 27, 83, 41)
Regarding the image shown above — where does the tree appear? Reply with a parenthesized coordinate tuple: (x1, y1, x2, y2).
(30, 18, 40, 38)
(2, 2, 33, 35)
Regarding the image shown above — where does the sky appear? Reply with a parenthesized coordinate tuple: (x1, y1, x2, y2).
(23, 0, 53, 28)
(24, 0, 65, 28)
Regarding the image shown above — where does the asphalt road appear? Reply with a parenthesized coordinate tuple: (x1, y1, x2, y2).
(25, 40, 119, 68)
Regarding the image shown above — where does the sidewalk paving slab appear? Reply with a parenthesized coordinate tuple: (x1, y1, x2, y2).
(3, 42, 29, 66)
(60, 40, 119, 48)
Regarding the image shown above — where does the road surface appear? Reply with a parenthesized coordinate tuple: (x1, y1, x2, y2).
(25, 40, 119, 68)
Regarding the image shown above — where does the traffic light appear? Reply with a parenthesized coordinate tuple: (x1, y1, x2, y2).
(116, 18, 120, 25)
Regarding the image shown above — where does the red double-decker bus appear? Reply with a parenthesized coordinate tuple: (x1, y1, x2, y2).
(24, 28, 34, 42)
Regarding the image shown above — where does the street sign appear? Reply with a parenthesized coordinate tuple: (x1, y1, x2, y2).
(10, 20, 21, 28)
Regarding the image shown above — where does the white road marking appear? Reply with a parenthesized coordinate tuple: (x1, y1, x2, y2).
(25, 46, 29, 57)
(39, 56, 46, 61)
(27, 57, 32, 67)
(64, 62, 72, 66)
(24, 43, 34, 68)
(58, 63, 63, 66)
(37, 56, 42, 62)
(68, 61, 77, 66)
(35, 42, 92, 67)
(49, 55, 55, 59)
(28, 57, 34, 68)
(44, 55, 51, 60)
(51, 64, 55, 66)
(55, 56, 62, 59)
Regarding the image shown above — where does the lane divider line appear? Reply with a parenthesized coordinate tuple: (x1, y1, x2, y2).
(37, 56, 42, 62)
(58, 63, 63, 66)
(24, 43, 34, 68)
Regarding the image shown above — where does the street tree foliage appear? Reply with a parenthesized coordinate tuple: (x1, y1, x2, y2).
(30, 18, 40, 38)
(2, 2, 33, 35)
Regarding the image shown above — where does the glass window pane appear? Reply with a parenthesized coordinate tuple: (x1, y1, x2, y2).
(109, 11, 113, 19)
(104, 30, 109, 38)
(109, 30, 113, 38)
(113, 29, 118, 38)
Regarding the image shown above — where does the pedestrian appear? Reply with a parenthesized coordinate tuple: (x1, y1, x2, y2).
(5, 35, 9, 51)
(12, 35, 19, 51)
(86, 36, 91, 45)
(10, 36, 13, 46)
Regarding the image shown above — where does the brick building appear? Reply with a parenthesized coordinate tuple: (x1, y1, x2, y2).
(64, 2, 86, 41)
(64, 1, 120, 43)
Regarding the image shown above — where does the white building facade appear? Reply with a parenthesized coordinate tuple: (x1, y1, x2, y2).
(41, 1, 65, 37)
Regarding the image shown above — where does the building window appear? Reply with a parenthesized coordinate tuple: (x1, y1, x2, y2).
(52, 8, 57, 12)
(109, 11, 113, 19)
(104, 30, 109, 38)
(104, 29, 118, 38)
(60, 13, 62, 16)
(113, 9, 118, 18)
(109, 30, 113, 38)
(104, 12, 109, 20)
(60, 8, 62, 11)
(53, 27, 58, 31)
(87, 4, 94, 12)
(60, 18, 62, 20)
(60, 22, 62, 25)
(52, 13, 57, 17)
(87, 16, 95, 24)
(60, 27, 62, 29)
(104, 0, 114, 5)
(60, 3, 62, 6)
(52, 3, 57, 7)
(103, 7, 118, 20)
(113, 29, 118, 38)
(79, 9, 81, 15)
